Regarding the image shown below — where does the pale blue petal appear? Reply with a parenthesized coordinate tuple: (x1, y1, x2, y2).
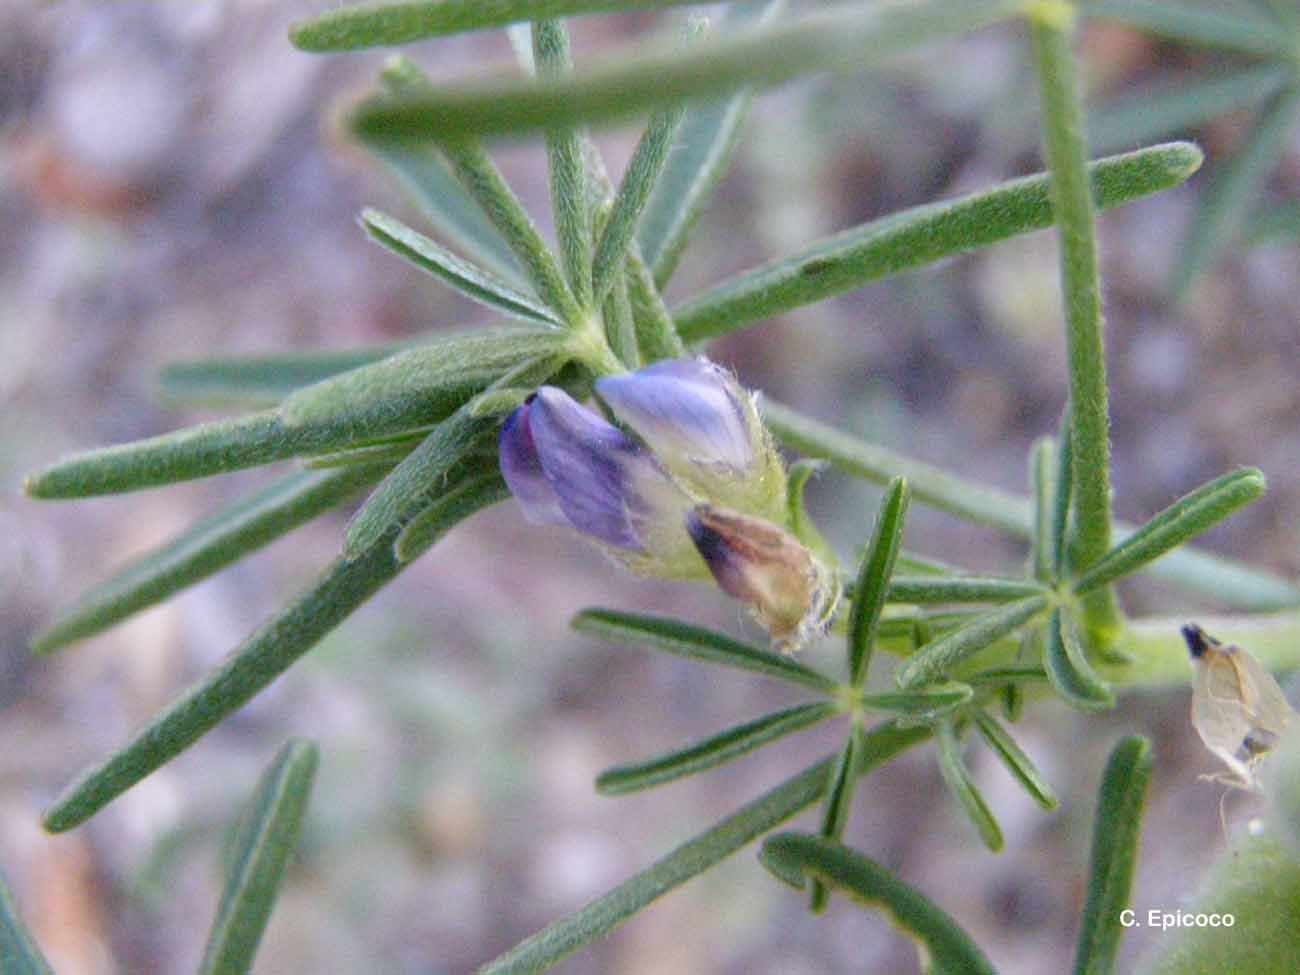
(595, 358, 752, 470)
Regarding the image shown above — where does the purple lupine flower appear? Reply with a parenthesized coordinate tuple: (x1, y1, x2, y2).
(499, 359, 840, 649)
(595, 358, 753, 471)
(499, 386, 703, 576)
(595, 357, 786, 521)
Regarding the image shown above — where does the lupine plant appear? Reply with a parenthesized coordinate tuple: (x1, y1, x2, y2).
(14, 0, 1300, 972)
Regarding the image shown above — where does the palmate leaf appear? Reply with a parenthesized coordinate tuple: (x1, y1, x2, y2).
(32, 464, 389, 653)
(760, 834, 998, 975)
(41, 464, 502, 833)
(348, 0, 1022, 139)
(479, 723, 929, 974)
(198, 740, 318, 975)
(674, 143, 1204, 342)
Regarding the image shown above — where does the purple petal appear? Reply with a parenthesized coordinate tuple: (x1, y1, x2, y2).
(499, 400, 567, 526)
(595, 358, 752, 470)
(528, 387, 650, 551)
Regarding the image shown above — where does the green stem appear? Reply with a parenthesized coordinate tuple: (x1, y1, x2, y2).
(1107, 610, 1300, 688)
(1028, 3, 1122, 643)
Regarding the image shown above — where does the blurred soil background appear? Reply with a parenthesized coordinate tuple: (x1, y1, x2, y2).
(2, 2, 1298, 973)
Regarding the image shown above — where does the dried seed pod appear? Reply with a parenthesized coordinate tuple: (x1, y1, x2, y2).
(1183, 623, 1296, 790)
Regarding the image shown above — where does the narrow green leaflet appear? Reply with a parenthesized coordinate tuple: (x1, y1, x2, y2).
(27, 330, 561, 499)
(858, 683, 973, 721)
(1031, 438, 1056, 582)
(595, 702, 836, 795)
(895, 595, 1051, 690)
(291, 0, 708, 51)
(1086, 0, 1292, 58)
(936, 721, 1003, 852)
(159, 345, 402, 408)
(591, 101, 686, 301)
(1171, 86, 1300, 300)
(344, 408, 498, 557)
(437, 139, 583, 325)
(673, 143, 1203, 342)
(0, 872, 53, 975)
(32, 465, 388, 653)
(848, 477, 909, 686)
(26, 412, 307, 499)
(41, 499, 470, 833)
(572, 609, 837, 693)
(759, 834, 998, 975)
(1052, 405, 1074, 577)
(348, 0, 1022, 138)
(279, 327, 566, 438)
(603, 266, 640, 369)
(1044, 609, 1115, 711)
(198, 740, 318, 975)
(885, 575, 1049, 605)
(370, 56, 526, 281)
(785, 458, 834, 567)
(761, 400, 1300, 609)
(1088, 65, 1291, 156)
(809, 725, 862, 913)
(1072, 736, 1151, 975)
(533, 20, 593, 309)
(637, 0, 782, 285)
(361, 208, 560, 324)
(479, 723, 929, 974)
(1029, 5, 1121, 642)
(394, 471, 509, 563)
(972, 708, 1058, 811)
(1071, 468, 1267, 595)
(624, 246, 686, 360)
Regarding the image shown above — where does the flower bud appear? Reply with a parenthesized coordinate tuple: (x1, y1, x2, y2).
(595, 358, 786, 521)
(687, 503, 839, 653)
(499, 388, 705, 578)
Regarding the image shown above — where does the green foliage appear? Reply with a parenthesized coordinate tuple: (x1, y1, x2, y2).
(760, 833, 999, 974)
(22, 0, 1300, 969)
(0, 873, 53, 975)
(1074, 736, 1151, 975)
(199, 740, 319, 975)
